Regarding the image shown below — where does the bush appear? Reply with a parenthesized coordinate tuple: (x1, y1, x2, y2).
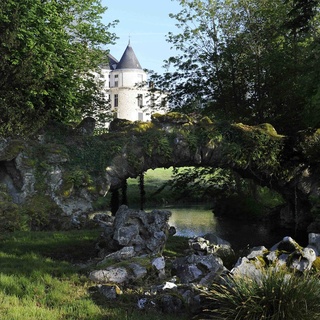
(0, 184, 28, 232)
(0, 202, 28, 232)
(20, 194, 63, 231)
(197, 268, 320, 319)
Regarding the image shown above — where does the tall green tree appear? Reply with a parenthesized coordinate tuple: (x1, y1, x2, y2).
(153, 0, 320, 134)
(149, 0, 319, 212)
(0, 0, 117, 136)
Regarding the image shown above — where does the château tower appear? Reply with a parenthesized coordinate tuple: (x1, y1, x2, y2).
(100, 43, 166, 122)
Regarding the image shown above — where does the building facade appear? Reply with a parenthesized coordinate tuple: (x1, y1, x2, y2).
(100, 43, 166, 122)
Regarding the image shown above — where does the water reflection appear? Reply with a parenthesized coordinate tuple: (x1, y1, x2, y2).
(165, 205, 307, 251)
(168, 205, 217, 238)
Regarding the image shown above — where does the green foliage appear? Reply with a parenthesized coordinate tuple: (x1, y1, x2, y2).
(0, 203, 27, 233)
(213, 194, 267, 219)
(0, 185, 28, 232)
(163, 235, 189, 258)
(138, 128, 174, 160)
(20, 194, 63, 231)
(152, 0, 320, 134)
(197, 268, 320, 319)
(168, 167, 236, 202)
(299, 129, 320, 163)
(222, 123, 284, 173)
(312, 256, 320, 271)
(167, 166, 284, 216)
(65, 133, 125, 173)
(92, 196, 110, 211)
(61, 167, 94, 197)
(285, 0, 319, 34)
(41, 124, 126, 185)
(0, 0, 117, 136)
(151, 112, 192, 124)
(124, 168, 175, 207)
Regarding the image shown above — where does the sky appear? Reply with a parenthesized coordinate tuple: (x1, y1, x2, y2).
(101, 0, 182, 74)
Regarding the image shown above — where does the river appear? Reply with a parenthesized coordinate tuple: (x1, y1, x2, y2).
(158, 204, 308, 251)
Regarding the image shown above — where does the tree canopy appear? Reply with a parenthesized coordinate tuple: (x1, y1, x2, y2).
(152, 0, 320, 135)
(0, 0, 117, 136)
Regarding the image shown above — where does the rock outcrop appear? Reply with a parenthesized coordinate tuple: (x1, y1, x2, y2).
(95, 205, 171, 258)
(84, 206, 320, 315)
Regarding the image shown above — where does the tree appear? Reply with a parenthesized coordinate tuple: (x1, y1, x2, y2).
(285, 0, 319, 34)
(0, 0, 117, 136)
(148, 0, 320, 217)
(152, 0, 320, 134)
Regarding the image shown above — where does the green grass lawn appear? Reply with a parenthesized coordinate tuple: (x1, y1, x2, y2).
(0, 229, 190, 320)
(126, 167, 175, 207)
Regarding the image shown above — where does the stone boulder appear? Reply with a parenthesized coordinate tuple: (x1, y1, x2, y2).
(172, 253, 227, 286)
(96, 284, 122, 300)
(231, 236, 317, 280)
(76, 117, 96, 135)
(89, 267, 129, 284)
(97, 205, 171, 257)
(188, 234, 236, 267)
(87, 231, 320, 316)
(308, 232, 320, 255)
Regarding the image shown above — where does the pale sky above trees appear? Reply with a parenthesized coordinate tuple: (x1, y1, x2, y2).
(102, 0, 181, 73)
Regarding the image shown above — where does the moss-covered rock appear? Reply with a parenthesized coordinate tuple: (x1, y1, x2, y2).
(0, 139, 25, 161)
(256, 123, 284, 138)
(151, 112, 192, 124)
(312, 256, 320, 271)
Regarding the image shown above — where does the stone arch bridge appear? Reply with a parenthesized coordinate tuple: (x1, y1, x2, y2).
(1, 113, 320, 231)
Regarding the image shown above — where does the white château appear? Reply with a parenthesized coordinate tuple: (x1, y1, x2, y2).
(100, 43, 167, 122)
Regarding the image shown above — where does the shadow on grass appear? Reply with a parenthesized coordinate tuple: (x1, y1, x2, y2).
(0, 229, 101, 263)
(0, 230, 191, 320)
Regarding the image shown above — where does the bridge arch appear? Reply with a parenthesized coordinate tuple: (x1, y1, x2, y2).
(103, 114, 317, 230)
(0, 113, 318, 232)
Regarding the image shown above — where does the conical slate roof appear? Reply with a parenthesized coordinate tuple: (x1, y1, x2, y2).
(116, 44, 142, 70)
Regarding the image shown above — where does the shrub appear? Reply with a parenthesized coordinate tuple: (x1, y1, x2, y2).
(197, 268, 320, 320)
(0, 202, 28, 232)
(20, 194, 63, 231)
(0, 184, 28, 232)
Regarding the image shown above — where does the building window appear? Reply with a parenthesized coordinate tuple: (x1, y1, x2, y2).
(138, 112, 143, 121)
(137, 94, 143, 107)
(114, 94, 118, 108)
(114, 74, 118, 87)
